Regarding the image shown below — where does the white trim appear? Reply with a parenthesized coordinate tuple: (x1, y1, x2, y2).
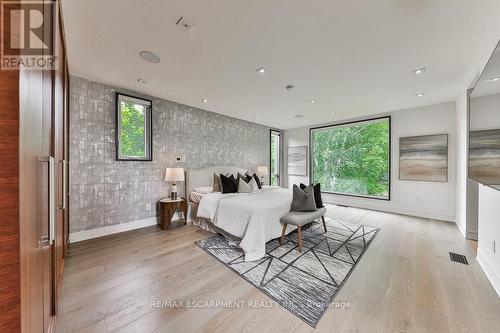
(323, 199, 456, 222)
(456, 220, 467, 238)
(477, 248, 500, 297)
(465, 229, 478, 241)
(118, 93, 152, 106)
(69, 217, 157, 243)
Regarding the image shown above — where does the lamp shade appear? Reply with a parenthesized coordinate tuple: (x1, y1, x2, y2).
(256, 166, 268, 177)
(165, 168, 185, 182)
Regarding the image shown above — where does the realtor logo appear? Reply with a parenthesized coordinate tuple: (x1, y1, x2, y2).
(1, 1, 56, 70)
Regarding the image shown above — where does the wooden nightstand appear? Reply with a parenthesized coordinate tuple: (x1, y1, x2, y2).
(159, 198, 188, 230)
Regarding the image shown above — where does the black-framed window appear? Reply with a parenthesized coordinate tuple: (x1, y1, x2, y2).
(270, 130, 281, 186)
(115, 93, 152, 161)
(310, 116, 391, 200)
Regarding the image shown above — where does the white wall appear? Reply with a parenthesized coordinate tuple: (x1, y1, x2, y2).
(477, 184, 500, 296)
(470, 92, 500, 296)
(284, 102, 457, 222)
(456, 91, 468, 234)
(470, 92, 500, 130)
(455, 90, 480, 240)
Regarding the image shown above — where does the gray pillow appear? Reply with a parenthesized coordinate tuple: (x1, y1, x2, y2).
(237, 172, 247, 182)
(213, 173, 222, 192)
(237, 178, 253, 193)
(213, 172, 231, 192)
(247, 177, 259, 192)
(291, 184, 317, 212)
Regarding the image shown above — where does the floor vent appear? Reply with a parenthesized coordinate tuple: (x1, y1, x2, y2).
(449, 252, 468, 265)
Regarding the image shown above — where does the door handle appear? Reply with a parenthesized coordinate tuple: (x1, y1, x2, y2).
(39, 235, 50, 247)
(58, 159, 67, 210)
(39, 156, 56, 245)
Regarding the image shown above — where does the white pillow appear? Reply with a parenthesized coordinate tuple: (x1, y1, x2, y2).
(247, 177, 259, 192)
(237, 178, 253, 193)
(192, 186, 213, 194)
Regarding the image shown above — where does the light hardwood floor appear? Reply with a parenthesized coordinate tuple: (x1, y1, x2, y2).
(56, 205, 500, 333)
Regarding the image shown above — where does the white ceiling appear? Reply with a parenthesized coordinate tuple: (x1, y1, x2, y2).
(61, 0, 500, 129)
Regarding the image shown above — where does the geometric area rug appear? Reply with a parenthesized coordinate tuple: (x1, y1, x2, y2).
(195, 217, 379, 327)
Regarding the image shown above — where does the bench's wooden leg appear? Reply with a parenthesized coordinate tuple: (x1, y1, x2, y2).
(297, 225, 302, 252)
(280, 223, 287, 245)
(321, 215, 327, 233)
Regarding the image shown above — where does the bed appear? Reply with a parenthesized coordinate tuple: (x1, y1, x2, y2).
(186, 166, 293, 261)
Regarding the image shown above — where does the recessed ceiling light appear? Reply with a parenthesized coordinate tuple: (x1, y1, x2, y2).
(137, 78, 147, 84)
(139, 51, 161, 64)
(255, 115, 259, 118)
(294, 114, 304, 118)
(256, 67, 268, 74)
(415, 92, 425, 97)
(309, 99, 317, 103)
(488, 76, 500, 82)
(201, 98, 208, 103)
(176, 16, 195, 31)
(413, 67, 426, 74)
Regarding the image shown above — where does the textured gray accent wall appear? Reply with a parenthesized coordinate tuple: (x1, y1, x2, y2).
(70, 76, 272, 233)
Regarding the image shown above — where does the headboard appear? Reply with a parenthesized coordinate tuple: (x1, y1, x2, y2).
(186, 166, 249, 196)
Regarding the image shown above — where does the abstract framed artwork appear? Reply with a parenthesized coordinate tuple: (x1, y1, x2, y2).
(288, 146, 307, 176)
(469, 129, 500, 190)
(399, 134, 448, 182)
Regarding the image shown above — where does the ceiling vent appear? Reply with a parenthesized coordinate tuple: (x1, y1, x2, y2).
(176, 16, 195, 31)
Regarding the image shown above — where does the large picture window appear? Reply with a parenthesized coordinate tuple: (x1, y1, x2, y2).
(310, 117, 391, 200)
(116, 93, 152, 161)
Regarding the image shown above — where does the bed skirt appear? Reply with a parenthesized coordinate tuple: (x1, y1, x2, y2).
(188, 202, 241, 243)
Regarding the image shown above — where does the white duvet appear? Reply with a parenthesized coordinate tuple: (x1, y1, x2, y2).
(197, 187, 293, 261)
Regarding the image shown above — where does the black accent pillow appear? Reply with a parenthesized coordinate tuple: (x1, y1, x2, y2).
(253, 173, 262, 189)
(245, 173, 262, 189)
(237, 172, 249, 184)
(300, 183, 324, 208)
(220, 174, 238, 193)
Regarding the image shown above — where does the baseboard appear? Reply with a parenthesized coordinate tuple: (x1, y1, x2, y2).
(386, 207, 455, 222)
(456, 221, 467, 238)
(453, 220, 478, 240)
(323, 199, 456, 223)
(69, 217, 158, 243)
(477, 248, 500, 297)
(465, 229, 478, 241)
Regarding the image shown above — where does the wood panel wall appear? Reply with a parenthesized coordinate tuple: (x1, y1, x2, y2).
(0, 54, 21, 333)
(0, 3, 21, 331)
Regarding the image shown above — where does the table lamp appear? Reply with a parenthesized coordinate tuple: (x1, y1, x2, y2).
(256, 166, 268, 185)
(165, 167, 185, 200)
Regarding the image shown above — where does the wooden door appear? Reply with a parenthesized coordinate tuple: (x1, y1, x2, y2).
(19, 62, 56, 333)
(5, 0, 68, 331)
(41, 0, 55, 329)
(53, 3, 68, 310)
(18, 35, 47, 333)
(0, 2, 21, 329)
(42, 1, 59, 330)
(18, 0, 59, 331)
(41, 74, 54, 332)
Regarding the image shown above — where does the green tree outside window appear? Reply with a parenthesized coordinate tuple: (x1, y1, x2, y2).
(117, 94, 152, 160)
(312, 118, 390, 199)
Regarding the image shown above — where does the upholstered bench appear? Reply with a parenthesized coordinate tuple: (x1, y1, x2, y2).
(279, 207, 327, 252)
